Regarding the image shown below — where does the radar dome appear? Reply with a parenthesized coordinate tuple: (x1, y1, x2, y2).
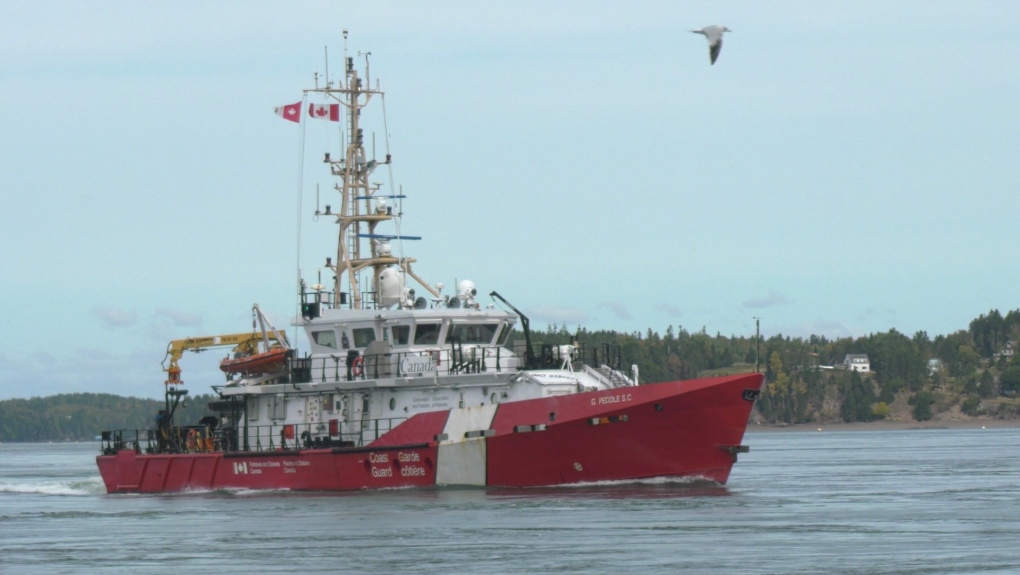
(377, 267, 406, 308)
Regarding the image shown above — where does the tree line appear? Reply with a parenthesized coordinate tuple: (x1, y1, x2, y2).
(533, 308, 1020, 424)
(0, 392, 215, 442)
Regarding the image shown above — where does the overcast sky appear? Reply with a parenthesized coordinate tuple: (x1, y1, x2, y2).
(3, 1, 1019, 400)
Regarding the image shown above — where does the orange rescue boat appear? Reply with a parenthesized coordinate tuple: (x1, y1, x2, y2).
(219, 346, 290, 377)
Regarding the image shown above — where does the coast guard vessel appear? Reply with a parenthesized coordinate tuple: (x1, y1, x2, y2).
(96, 34, 763, 493)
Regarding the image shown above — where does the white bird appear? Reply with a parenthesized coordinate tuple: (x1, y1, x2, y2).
(691, 25, 731, 65)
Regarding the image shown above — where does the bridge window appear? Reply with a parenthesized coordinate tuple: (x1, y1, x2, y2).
(392, 325, 410, 346)
(497, 322, 514, 346)
(312, 330, 337, 349)
(449, 323, 499, 344)
(414, 323, 441, 345)
(353, 327, 376, 348)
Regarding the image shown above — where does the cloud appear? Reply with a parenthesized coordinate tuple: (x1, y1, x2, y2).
(776, 320, 856, 339)
(525, 304, 589, 326)
(856, 307, 881, 322)
(654, 303, 682, 317)
(0, 346, 158, 400)
(598, 301, 632, 321)
(741, 290, 791, 310)
(92, 306, 138, 329)
(155, 307, 202, 328)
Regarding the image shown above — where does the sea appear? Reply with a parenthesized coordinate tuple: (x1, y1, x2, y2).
(1, 427, 1018, 575)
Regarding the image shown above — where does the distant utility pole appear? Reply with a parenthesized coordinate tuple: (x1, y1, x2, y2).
(754, 317, 761, 373)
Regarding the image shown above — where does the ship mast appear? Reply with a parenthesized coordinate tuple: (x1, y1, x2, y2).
(307, 31, 436, 310)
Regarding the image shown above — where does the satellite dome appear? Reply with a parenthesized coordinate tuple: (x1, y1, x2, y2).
(377, 267, 406, 308)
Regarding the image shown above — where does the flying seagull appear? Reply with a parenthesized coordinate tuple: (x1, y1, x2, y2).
(691, 25, 731, 65)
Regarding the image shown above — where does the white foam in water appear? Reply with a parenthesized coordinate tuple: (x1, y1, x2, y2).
(227, 487, 294, 497)
(0, 476, 105, 496)
(557, 475, 714, 488)
(170, 485, 294, 497)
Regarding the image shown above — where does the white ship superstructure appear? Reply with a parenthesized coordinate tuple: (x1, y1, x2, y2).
(213, 35, 635, 452)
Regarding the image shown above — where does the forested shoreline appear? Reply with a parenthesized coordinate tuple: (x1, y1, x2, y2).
(536, 307, 1020, 425)
(3, 309, 1019, 442)
(0, 393, 216, 443)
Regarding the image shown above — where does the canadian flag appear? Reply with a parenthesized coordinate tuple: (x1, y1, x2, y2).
(308, 103, 341, 121)
(273, 102, 301, 123)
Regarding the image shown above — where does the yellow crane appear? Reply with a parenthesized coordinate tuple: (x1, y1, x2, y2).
(161, 304, 289, 385)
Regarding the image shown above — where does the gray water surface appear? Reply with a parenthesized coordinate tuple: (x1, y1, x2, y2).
(2, 427, 1018, 574)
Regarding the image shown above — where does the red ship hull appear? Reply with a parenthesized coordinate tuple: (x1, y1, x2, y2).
(96, 373, 762, 494)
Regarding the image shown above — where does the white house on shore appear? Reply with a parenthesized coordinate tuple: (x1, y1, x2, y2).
(994, 341, 1015, 358)
(842, 354, 870, 372)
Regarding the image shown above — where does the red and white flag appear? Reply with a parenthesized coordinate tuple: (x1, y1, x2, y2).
(273, 102, 301, 123)
(308, 103, 341, 121)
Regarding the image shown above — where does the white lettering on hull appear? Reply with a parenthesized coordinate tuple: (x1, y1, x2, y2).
(400, 357, 436, 373)
(401, 466, 426, 477)
(233, 459, 310, 475)
(368, 451, 428, 481)
(591, 393, 633, 407)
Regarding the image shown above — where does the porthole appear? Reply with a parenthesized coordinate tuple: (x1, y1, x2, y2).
(389, 397, 396, 411)
(490, 393, 497, 404)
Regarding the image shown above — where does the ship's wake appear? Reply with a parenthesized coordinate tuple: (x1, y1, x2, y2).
(0, 476, 106, 496)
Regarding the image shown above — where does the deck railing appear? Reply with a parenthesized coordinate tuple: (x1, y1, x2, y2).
(99, 417, 408, 456)
(287, 341, 621, 384)
(100, 341, 625, 456)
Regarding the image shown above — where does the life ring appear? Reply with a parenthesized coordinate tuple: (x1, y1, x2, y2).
(351, 355, 364, 377)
